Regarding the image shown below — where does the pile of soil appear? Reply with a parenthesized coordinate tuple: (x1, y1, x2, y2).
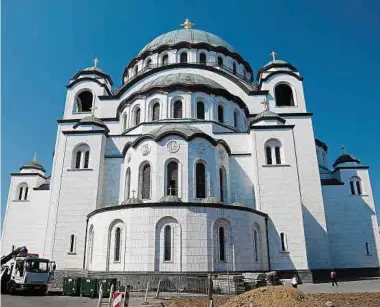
(165, 286, 380, 307)
(311, 292, 380, 307)
(220, 286, 322, 307)
(166, 295, 230, 307)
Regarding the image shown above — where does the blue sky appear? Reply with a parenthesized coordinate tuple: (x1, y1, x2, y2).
(2, 0, 380, 221)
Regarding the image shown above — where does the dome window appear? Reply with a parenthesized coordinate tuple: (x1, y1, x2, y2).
(152, 102, 160, 121)
(162, 54, 169, 66)
(195, 162, 206, 198)
(180, 52, 188, 63)
(217, 105, 224, 123)
(197, 101, 205, 119)
(233, 110, 239, 128)
(217, 56, 223, 67)
(200, 53, 207, 64)
(146, 58, 152, 68)
(173, 100, 183, 118)
(166, 161, 179, 196)
(275, 84, 295, 107)
(75, 91, 93, 113)
(134, 65, 139, 76)
(232, 62, 237, 75)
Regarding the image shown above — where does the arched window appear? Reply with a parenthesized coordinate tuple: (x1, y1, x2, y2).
(152, 102, 160, 121)
(265, 146, 272, 165)
(350, 177, 362, 195)
(75, 151, 81, 168)
(162, 54, 169, 66)
(218, 105, 224, 123)
(275, 84, 295, 106)
(69, 234, 75, 253)
(146, 58, 152, 68)
(134, 107, 141, 125)
(140, 163, 151, 200)
(173, 100, 183, 118)
(195, 162, 206, 198)
(197, 101, 205, 119)
(200, 53, 207, 64)
(232, 62, 237, 75)
(114, 227, 121, 261)
(73, 144, 90, 169)
(180, 52, 188, 63)
(125, 168, 131, 199)
(217, 56, 223, 67)
(253, 229, 259, 262)
(233, 110, 238, 128)
(75, 91, 93, 113)
(265, 140, 282, 165)
(275, 147, 281, 164)
(219, 167, 227, 203)
(84, 151, 90, 169)
(17, 183, 28, 201)
(219, 227, 225, 261)
(122, 113, 128, 131)
(167, 161, 178, 196)
(280, 232, 287, 251)
(164, 225, 172, 261)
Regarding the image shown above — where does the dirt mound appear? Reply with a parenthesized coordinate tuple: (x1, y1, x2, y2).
(311, 292, 380, 307)
(220, 286, 323, 307)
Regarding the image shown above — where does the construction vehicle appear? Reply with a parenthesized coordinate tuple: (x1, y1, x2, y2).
(1, 246, 56, 295)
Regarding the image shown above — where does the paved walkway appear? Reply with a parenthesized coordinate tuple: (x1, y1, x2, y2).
(299, 278, 380, 293)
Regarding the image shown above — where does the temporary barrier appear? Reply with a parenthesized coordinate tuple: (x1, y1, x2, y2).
(112, 291, 122, 307)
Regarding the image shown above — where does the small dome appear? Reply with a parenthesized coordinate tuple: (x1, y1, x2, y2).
(140, 73, 224, 91)
(71, 58, 113, 86)
(333, 154, 360, 168)
(149, 123, 204, 139)
(121, 197, 143, 205)
(251, 110, 286, 125)
(229, 201, 247, 207)
(20, 159, 46, 173)
(263, 59, 289, 67)
(159, 194, 182, 203)
(139, 28, 235, 56)
(201, 196, 221, 204)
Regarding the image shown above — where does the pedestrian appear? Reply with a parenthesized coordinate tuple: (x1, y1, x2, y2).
(330, 269, 338, 286)
(291, 273, 298, 288)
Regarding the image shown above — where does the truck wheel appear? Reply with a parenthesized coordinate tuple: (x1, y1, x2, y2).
(7, 282, 16, 295)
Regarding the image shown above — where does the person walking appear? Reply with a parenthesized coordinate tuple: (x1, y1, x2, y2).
(291, 274, 298, 288)
(330, 270, 338, 286)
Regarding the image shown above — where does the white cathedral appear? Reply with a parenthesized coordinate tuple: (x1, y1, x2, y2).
(2, 20, 380, 282)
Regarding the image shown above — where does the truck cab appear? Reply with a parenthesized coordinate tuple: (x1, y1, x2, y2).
(2, 250, 55, 295)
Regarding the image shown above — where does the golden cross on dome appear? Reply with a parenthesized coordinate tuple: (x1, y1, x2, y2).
(181, 18, 195, 29)
(341, 144, 345, 154)
(261, 98, 269, 111)
(33, 152, 37, 162)
(90, 105, 98, 116)
(94, 57, 99, 68)
(270, 51, 278, 61)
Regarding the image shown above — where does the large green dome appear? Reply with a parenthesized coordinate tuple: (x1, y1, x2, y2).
(139, 29, 235, 55)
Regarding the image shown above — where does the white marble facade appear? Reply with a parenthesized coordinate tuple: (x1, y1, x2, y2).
(2, 22, 380, 276)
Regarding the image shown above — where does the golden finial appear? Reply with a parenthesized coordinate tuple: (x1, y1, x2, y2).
(181, 18, 195, 29)
(94, 57, 99, 68)
(33, 152, 37, 162)
(270, 51, 278, 61)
